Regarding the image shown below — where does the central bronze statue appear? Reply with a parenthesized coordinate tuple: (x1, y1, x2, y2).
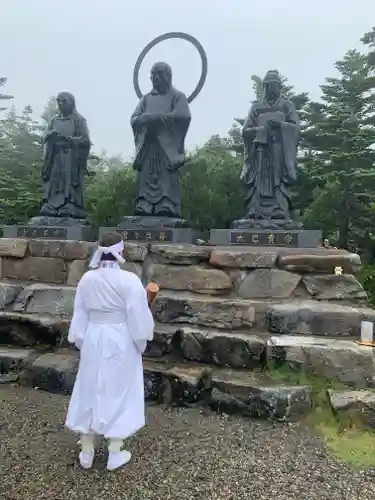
(236, 70, 301, 229)
(129, 32, 207, 222)
(130, 62, 191, 218)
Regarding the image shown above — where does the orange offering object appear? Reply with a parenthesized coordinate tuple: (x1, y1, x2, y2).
(146, 282, 159, 305)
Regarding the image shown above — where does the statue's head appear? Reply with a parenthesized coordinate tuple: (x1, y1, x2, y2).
(57, 92, 76, 116)
(263, 70, 282, 101)
(150, 62, 172, 93)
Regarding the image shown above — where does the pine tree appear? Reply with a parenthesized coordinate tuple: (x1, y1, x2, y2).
(302, 49, 375, 249)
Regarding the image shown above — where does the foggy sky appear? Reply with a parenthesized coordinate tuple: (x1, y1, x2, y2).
(1, 0, 374, 159)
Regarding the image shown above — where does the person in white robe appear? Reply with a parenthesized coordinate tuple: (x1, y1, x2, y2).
(65, 232, 155, 471)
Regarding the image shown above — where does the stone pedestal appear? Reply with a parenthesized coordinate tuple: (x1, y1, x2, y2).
(113, 216, 202, 244)
(209, 228, 322, 248)
(3, 216, 98, 241)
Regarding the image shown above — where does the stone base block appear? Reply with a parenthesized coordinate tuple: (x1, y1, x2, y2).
(209, 228, 322, 247)
(101, 225, 200, 244)
(119, 216, 189, 229)
(4, 220, 98, 242)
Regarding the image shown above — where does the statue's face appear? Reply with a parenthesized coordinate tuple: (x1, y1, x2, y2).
(151, 66, 170, 93)
(264, 81, 281, 100)
(57, 94, 74, 115)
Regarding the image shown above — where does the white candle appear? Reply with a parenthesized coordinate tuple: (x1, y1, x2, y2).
(361, 321, 374, 344)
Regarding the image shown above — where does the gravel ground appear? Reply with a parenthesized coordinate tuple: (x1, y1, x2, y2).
(0, 386, 374, 500)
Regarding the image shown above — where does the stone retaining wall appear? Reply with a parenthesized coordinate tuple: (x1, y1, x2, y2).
(0, 237, 365, 292)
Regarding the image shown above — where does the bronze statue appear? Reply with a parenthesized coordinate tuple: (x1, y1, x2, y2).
(131, 62, 191, 218)
(129, 33, 207, 223)
(41, 92, 91, 219)
(238, 70, 300, 229)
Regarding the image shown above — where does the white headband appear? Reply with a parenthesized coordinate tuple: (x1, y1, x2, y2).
(89, 240, 125, 269)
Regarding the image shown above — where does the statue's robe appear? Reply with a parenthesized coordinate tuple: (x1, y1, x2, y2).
(131, 88, 191, 218)
(42, 112, 90, 218)
(241, 97, 299, 220)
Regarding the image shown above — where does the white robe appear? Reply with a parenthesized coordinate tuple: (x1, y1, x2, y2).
(65, 264, 155, 439)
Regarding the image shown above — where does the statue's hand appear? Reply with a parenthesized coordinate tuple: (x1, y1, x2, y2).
(268, 119, 281, 129)
(45, 129, 57, 140)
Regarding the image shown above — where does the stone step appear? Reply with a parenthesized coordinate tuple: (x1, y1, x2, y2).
(152, 292, 375, 337)
(328, 389, 375, 428)
(267, 300, 375, 337)
(267, 335, 375, 387)
(148, 324, 267, 369)
(0, 310, 69, 347)
(15, 349, 313, 421)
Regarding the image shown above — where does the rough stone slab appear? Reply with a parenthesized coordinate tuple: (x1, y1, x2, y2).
(67, 260, 86, 286)
(0, 311, 69, 346)
(124, 242, 148, 262)
(0, 282, 24, 309)
(210, 229, 322, 247)
(238, 269, 301, 299)
(122, 261, 143, 278)
(0, 238, 29, 258)
(278, 250, 362, 274)
(302, 274, 367, 300)
(144, 324, 178, 358)
(266, 300, 375, 337)
(143, 359, 212, 404)
(150, 244, 212, 265)
(12, 284, 75, 316)
(329, 389, 375, 428)
(267, 336, 375, 387)
(28, 240, 95, 260)
(210, 247, 278, 269)
(210, 368, 312, 420)
(152, 292, 255, 330)
(162, 363, 212, 405)
(179, 326, 266, 369)
(19, 351, 79, 395)
(2, 257, 66, 284)
(0, 347, 35, 373)
(146, 263, 232, 295)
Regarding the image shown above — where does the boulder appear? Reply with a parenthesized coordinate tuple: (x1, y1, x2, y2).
(146, 263, 232, 295)
(143, 359, 211, 405)
(266, 300, 375, 337)
(124, 242, 148, 262)
(210, 247, 278, 269)
(267, 336, 375, 387)
(28, 240, 95, 260)
(12, 284, 75, 316)
(180, 326, 266, 368)
(0, 238, 28, 258)
(2, 257, 66, 284)
(278, 250, 361, 274)
(329, 389, 375, 428)
(19, 351, 79, 395)
(152, 292, 255, 330)
(0, 282, 23, 309)
(0, 311, 69, 346)
(0, 346, 35, 373)
(67, 260, 86, 286)
(122, 261, 143, 278)
(302, 274, 367, 301)
(210, 368, 312, 420)
(150, 244, 212, 265)
(144, 323, 178, 358)
(237, 269, 301, 299)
